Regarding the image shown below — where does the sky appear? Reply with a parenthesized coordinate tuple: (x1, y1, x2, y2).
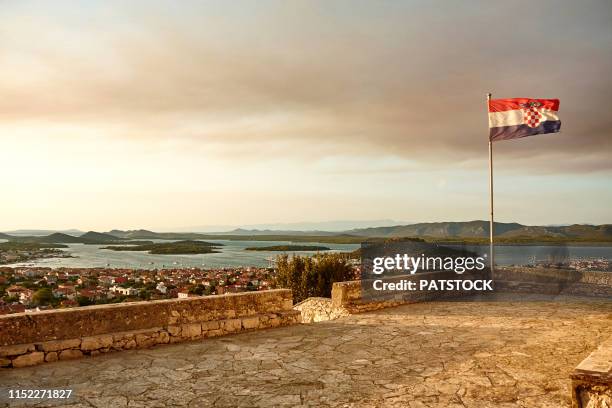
(1, 0, 611, 231)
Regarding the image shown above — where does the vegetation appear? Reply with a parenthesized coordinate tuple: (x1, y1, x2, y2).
(0, 242, 70, 265)
(0, 242, 67, 250)
(32, 287, 55, 306)
(102, 240, 222, 254)
(245, 245, 331, 251)
(190, 223, 612, 245)
(348, 221, 612, 242)
(5, 222, 612, 249)
(274, 253, 355, 303)
(102, 240, 154, 246)
(107, 230, 367, 244)
(5, 231, 134, 245)
(428, 236, 612, 246)
(188, 284, 216, 296)
(110, 232, 612, 246)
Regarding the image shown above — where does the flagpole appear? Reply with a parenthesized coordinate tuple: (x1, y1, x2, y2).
(487, 92, 494, 274)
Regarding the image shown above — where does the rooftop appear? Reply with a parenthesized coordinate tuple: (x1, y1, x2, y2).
(1, 295, 610, 407)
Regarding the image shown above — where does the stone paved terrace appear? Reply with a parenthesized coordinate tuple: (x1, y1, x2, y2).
(1, 296, 611, 408)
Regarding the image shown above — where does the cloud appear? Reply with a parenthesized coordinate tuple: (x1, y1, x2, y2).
(0, 0, 611, 174)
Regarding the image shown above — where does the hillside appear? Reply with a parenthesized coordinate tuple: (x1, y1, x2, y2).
(245, 245, 331, 251)
(226, 228, 338, 236)
(79, 231, 128, 243)
(2, 229, 84, 236)
(0, 242, 68, 250)
(9, 232, 84, 244)
(348, 221, 612, 242)
(5, 222, 612, 246)
(6, 231, 129, 245)
(107, 229, 210, 240)
(102, 240, 222, 255)
(108, 229, 160, 239)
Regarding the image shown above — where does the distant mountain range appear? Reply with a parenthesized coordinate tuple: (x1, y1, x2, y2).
(164, 219, 408, 233)
(106, 222, 612, 243)
(107, 229, 210, 240)
(2, 229, 85, 237)
(345, 221, 612, 241)
(220, 228, 339, 236)
(2, 221, 611, 244)
(1, 231, 128, 244)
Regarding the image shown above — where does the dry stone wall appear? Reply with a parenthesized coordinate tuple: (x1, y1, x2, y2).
(494, 267, 612, 298)
(293, 297, 349, 323)
(0, 289, 300, 368)
(331, 270, 485, 314)
(331, 267, 612, 313)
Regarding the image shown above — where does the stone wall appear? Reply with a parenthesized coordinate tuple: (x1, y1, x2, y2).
(293, 297, 349, 323)
(0, 289, 300, 368)
(331, 270, 486, 314)
(494, 267, 612, 298)
(332, 279, 406, 314)
(571, 336, 612, 408)
(330, 267, 612, 313)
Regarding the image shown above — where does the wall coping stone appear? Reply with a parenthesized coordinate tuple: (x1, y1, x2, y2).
(0, 289, 293, 346)
(0, 288, 300, 368)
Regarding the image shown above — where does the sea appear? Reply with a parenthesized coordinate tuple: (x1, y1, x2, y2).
(0, 239, 358, 269)
(1, 239, 611, 270)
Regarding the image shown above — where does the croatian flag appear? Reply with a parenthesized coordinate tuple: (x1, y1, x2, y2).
(488, 98, 561, 142)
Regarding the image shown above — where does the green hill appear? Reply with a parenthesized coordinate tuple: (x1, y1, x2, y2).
(348, 221, 520, 238)
(80, 231, 128, 243)
(6, 222, 611, 247)
(0, 242, 68, 250)
(107, 229, 210, 240)
(9, 232, 83, 244)
(102, 240, 222, 254)
(245, 245, 331, 251)
(348, 221, 612, 242)
(7, 231, 129, 245)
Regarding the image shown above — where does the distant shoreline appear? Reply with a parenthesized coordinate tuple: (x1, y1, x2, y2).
(436, 241, 612, 247)
(245, 245, 331, 252)
(101, 240, 222, 255)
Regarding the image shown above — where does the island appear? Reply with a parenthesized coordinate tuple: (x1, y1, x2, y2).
(101, 240, 222, 255)
(0, 242, 71, 265)
(245, 245, 331, 251)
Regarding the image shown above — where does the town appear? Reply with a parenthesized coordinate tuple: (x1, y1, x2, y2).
(0, 266, 276, 315)
(0, 255, 609, 315)
(533, 257, 612, 271)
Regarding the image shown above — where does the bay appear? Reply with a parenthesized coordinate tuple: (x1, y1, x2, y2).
(3, 240, 359, 269)
(1, 239, 610, 269)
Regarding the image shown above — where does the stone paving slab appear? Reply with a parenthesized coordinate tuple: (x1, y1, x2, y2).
(1, 297, 611, 407)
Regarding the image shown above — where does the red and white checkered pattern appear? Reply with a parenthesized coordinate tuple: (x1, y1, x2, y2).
(523, 107, 542, 128)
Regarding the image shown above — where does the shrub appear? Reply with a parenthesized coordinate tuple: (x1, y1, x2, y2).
(32, 288, 54, 306)
(274, 253, 354, 303)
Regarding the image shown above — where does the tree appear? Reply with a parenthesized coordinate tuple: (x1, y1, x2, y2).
(76, 296, 93, 307)
(32, 288, 54, 306)
(274, 253, 354, 303)
(189, 284, 205, 296)
(4, 295, 19, 303)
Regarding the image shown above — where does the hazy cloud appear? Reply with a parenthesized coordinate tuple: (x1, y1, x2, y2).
(1, 0, 611, 174)
(0, 1, 611, 229)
